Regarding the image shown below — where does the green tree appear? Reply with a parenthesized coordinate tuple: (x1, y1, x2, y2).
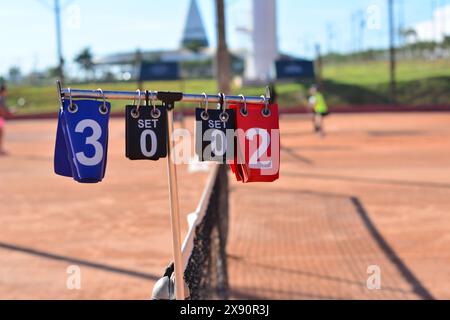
(399, 28, 418, 44)
(8, 66, 22, 83)
(443, 36, 450, 49)
(46, 66, 60, 78)
(74, 47, 95, 81)
(183, 40, 205, 53)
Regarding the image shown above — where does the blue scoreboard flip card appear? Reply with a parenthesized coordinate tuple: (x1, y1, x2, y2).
(54, 99, 111, 183)
(54, 110, 72, 177)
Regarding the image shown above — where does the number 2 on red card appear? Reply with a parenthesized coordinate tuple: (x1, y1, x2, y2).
(246, 128, 272, 169)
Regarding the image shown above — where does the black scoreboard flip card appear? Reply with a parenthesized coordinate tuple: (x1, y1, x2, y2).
(195, 108, 236, 162)
(126, 105, 168, 160)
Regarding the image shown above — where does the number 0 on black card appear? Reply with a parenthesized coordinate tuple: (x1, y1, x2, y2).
(125, 105, 168, 160)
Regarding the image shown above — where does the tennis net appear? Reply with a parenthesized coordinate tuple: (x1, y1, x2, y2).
(152, 164, 229, 300)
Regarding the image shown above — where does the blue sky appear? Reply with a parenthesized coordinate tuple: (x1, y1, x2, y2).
(0, 0, 444, 76)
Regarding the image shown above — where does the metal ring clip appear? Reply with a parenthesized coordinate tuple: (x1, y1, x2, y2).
(239, 94, 248, 117)
(200, 92, 209, 121)
(150, 91, 161, 119)
(219, 93, 229, 123)
(261, 95, 271, 118)
(131, 89, 142, 119)
(67, 88, 78, 113)
(97, 88, 108, 115)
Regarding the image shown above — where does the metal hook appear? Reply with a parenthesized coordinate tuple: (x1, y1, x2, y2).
(219, 93, 229, 123)
(217, 93, 223, 111)
(260, 95, 271, 118)
(145, 90, 150, 107)
(97, 88, 108, 115)
(239, 94, 248, 117)
(68, 87, 72, 106)
(266, 85, 272, 104)
(200, 92, 209, 121)
(133, 89, 142, 108)
(202, 93, 209, 112)
(131, 89, 142, 119)
(67, 88, 78, 113)
(150, 91, 161, 119)
(150, 91, 157, 111)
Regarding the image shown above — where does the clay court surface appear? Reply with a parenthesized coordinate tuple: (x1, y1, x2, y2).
(0, 112, 449, 300)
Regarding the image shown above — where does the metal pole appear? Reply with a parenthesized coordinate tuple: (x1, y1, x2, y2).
(166, 108, 185, 300)
(60, 88, 269, 105)
(54, 0, 65, 85)
(388, 0, 397, 104)
(216, 0, 231, 94)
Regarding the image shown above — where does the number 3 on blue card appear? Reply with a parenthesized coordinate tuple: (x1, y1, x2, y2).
(54, 99, 111, 183)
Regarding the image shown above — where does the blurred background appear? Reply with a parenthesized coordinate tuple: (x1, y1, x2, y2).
(1, 0, 449, 114)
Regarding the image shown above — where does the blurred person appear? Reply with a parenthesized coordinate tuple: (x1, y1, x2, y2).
(0, 84, 11, 155)
(308, 85, 329, 137)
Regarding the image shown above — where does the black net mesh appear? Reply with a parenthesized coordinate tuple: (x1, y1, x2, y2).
(160, 165, 229, 300)
(184, 165, 229, 300)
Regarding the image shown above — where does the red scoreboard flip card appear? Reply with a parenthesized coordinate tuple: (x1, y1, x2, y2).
(229, 103, 280, 183)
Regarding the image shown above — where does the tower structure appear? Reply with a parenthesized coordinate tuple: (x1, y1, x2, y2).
(182, 0, 209, 50)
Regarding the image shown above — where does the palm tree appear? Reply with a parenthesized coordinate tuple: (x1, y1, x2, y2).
(399, 28, 418, 44)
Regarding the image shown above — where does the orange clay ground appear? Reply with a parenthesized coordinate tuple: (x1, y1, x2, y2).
(0, 112, 449, 300)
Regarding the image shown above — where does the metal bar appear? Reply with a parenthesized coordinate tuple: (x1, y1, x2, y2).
(166, 109, 186, 300)
(60, 88, 268, 105)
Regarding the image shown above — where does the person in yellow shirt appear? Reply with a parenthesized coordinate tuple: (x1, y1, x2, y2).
(308, 85, 329, 137)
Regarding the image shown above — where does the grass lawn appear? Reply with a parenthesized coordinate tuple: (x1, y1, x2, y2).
(322, 59, 450, 105)
(323, 59, 450, 86)
(6, 59, 450, 115)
